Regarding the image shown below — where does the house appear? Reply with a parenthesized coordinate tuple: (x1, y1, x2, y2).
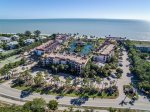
(0, 48, 4, 53)
(55, 34, 69, 43)
(135, 44, 150, 53)
(0, 37, 11, 43)
(36, 36, 47, 41)
(11, 35, 20, 41)
(7, 41, 18, 49)
(24, 39, 35, 45)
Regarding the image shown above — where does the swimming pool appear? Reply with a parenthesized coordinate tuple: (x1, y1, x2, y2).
(69, 42, 93, 55)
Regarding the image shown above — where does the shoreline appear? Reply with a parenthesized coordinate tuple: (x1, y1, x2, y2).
(1, 33, 150, 41)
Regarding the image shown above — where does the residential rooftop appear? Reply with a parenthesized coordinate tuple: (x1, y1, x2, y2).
(36, 40, 54, 51)
(0, 37, 11, 40)
(97, 44, 115, 55)
(42, 53, 89, 65)
(7, 41, 18, 45)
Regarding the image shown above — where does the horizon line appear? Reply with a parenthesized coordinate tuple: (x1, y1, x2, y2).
(0, 18, 148, 21)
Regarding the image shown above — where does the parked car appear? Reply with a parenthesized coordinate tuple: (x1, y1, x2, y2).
(126, 65, 129, 67)
(107, 77, 111, 80)
(111, 73, 117, 78)
(119, 63, 123, 67)
(20, 90, 32, 98)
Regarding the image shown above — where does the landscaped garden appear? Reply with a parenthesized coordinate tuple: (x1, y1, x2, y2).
(11, 70, 119, 99)
(69, 39, 93, 56)
(123, 85, 138, 99)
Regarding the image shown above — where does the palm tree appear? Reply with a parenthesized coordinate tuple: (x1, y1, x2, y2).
(16, 70, 33, 86)
(6, 71, 12, 80)
(34, 74, 44, 87)
(83, 78, 89, 87)
(59, 64, 65, 71)
(65, 76, 72, 87)
(24, 30, 31, 37)
(11, 69, 17, 77)
(104, 82, 108, 88)
(95, 76, 102, 89)
(24, 71, 33, 86)
(60, 80, 64, 87)
(51, 65, 55, 72)
(54, 67, 58, 74)
(53, 75, 60, 86)
(44, 70, 49, 78)
(36, 71, 42, 76)
(34, 30, 41, 37)
(89, 79, 95, 88)
(73, 77, 81, 87)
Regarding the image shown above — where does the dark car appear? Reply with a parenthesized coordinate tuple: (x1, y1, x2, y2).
(107, 77, 111, 80)
(20, 90, 32, 98)
(127, 73, 132, 77)
(119, 63, 123, 67)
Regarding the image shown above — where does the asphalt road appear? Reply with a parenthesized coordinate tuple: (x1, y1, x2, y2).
(0, 51, 150, 111)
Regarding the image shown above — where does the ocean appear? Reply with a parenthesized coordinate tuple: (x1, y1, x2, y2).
(0, 19, 150, 40)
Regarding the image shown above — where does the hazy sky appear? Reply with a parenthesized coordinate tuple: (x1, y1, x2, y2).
(0, 0, 150, 20)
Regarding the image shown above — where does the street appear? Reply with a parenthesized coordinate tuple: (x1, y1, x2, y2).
(0, 50, 150, 111)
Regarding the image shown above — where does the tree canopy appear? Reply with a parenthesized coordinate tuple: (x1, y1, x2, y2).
(125, 40, 150, 95)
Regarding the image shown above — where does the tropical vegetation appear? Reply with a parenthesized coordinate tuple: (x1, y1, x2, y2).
(125, 40, 150, 96)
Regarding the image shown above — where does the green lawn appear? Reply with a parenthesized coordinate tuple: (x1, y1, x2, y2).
(0, 55, 21, 68)
(2, 49, 15, 55)
(98, 38, 105, 44)
(13, 85, 119, 99)
(131, 40, 150, 46)
(14, 85, 31, 90)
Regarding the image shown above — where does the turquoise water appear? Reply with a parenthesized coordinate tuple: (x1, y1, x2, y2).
(69, 42, 93, 55)
(0, 19, 150, 40)
(81, 44, 93, 55)
(69, 42, 76, 53)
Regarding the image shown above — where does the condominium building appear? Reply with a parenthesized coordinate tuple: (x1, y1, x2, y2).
(35, 40, 59, 56)
(35, 34, 69, 56)
(41, 53, 89, 74)
(93, 39, 116, 62)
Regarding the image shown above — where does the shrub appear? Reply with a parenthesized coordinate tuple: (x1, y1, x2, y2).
(47, 100, 58, 111)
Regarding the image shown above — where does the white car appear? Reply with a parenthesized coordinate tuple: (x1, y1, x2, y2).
(111, 73, 117, 78)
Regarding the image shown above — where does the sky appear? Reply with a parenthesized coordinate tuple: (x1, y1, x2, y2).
(0, 0, 150, 20)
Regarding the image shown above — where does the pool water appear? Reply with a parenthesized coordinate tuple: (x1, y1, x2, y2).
(69, 42, 76, 52)
(69, 42, 93, 55)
